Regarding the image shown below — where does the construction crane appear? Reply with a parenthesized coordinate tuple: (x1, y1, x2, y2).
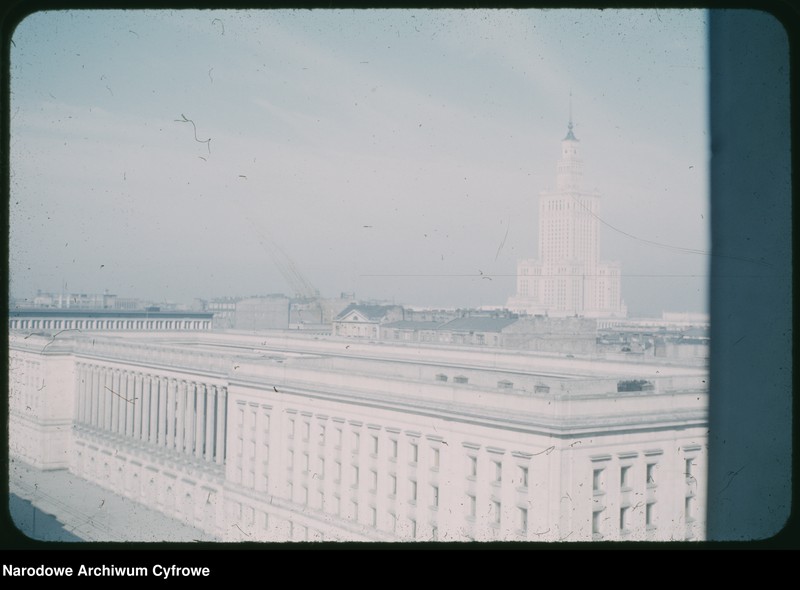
(266, 238, 319, 301)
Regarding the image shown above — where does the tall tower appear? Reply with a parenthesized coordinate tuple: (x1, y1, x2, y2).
(507, 114, 626, 318)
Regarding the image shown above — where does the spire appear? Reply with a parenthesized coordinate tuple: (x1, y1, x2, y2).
(564, 92, 578, 141)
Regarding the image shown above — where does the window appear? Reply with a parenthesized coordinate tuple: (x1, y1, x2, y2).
(519, 507, 528, 533)
(410, 480, 417, 503)
(288, 450, 294, 469)
(431, 526, 438, 541)
(646, 463, 656, 486)
(389, 473, 397, 495)
(302, 452, 309, 472)
(467, 494, 476, 518)
(592, 468, 603, 493)
(352, 465, 359, 487)
(319, 424, 326, 446)
(685, 458, 694, 480)
(468, 455, 477, 478)
(646, 502, 655, 527)
(685, 496, 695, 521)
(493, 460, 502, 483)
(409, 519, 417, 539)
(410, 441, 418, 464)
(619, 506, 629, 532)
(620, 465, 631, 489)
(370, 469, 377, 492)
(431, 485, 439, 508)
(492, 500, 501, 525)
(301, 486, 308, 505)
(432, 447, 440, 469)
(370, 506, 377, 527)
(351, 500, 358, 521)
(390, 439, 398, 459)
(389, 513, 397, 533)
(319, 457, 325, 478)
(352, 431, 360, 453)
(592, 510, 602, 537)
(288, 418, 295, 438)
(335, 460, 341, 482)
(519, 465, 529, 488)
(335, 427, 342, 447)
(302, 421, 310, 441)
(371, 435, 379, 455)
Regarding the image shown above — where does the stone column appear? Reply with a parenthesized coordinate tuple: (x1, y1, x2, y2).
(104, 368, 113, 431)
(147, 375, 157, 445)
(158, 377, 168, 447)
(166, 378, 176, 449)
(76, 363, 85, 424)
(125, 371, 135, 437)
(94, 366, 103, 429)
(82, 364, 91, 425)
(184, 381, 194, 454)
(118, 370, 127, 434)
(75, 364, 84, 424)
(176, 380, 186, 453)
(204, 385, 215, 462)
(90, 365, 99, 428)
(133, 373, 143, 440)
(183, 381, 195, 455)
(195, 383, 205, 459)
(117, 370, 127, 434)
(215, 386, 227, 465)
(111, 370, 121, 434)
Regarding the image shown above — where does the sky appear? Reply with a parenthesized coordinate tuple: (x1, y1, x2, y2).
(9, 9, 709, 317)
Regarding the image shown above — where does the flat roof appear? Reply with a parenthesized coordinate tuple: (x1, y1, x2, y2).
(9, 309, 213, 319)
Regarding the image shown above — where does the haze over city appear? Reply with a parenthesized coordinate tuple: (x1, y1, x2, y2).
(10, 9, 709, 316)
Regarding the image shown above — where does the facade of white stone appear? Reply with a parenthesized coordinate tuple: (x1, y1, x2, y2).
(8, 309, 213, 332)
(508, 122, 626, 318)
(9, 329, 706, 542)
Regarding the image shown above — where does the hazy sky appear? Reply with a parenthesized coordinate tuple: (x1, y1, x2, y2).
(10, 9, 709, 316)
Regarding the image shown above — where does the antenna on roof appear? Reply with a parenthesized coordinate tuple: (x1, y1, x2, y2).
(569, 90, 573, 127)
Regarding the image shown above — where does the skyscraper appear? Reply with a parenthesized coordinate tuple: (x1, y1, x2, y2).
(507, 117, 626, 318)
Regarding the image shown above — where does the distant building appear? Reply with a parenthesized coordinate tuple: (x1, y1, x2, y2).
(30, 290, 120, 310)
(289, 294, 354, 332)
(234, 296, 290, 331)
(333, 303, 405, 338)
(507, 119, 626, 318)
(381, 312, 597, 353)
(208, 297, 239, 329)
(8, 308, 213, 332)
(431, 315, 518, 347)
(597, 319, 709, 362)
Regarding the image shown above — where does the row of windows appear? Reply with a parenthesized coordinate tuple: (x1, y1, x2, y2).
(9, 318, 210, 331)
(593, 502, 659, 538)
(593, 461, 659, 494)
(234, 407, 545, 538)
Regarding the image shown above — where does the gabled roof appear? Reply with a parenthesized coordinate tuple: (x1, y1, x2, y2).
(334, 303, 400, 322)
(437, 317, 518, 333)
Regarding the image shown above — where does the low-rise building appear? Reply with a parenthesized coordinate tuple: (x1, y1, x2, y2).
(332, 303, 404, 339)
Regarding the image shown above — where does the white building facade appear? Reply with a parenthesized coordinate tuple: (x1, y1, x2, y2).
(9, 329, 705, 542)
(508, 121, 626, 318)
